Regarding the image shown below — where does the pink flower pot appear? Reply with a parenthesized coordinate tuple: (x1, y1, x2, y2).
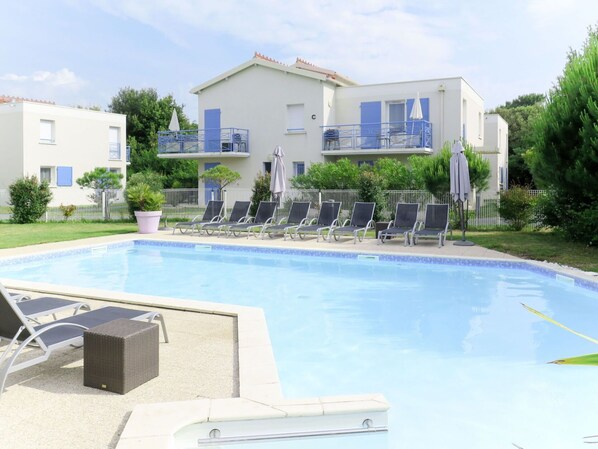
(134, 211, 162, 234)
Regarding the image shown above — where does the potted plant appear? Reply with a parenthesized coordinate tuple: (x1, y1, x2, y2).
(126, 183, 165, 234)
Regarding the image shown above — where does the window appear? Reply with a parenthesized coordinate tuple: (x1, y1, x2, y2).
(478, 112, 483, 138)
(107, 167, 121, 175)
(40, 120, 55, 143)
(357, 160, 374, 167)
(263, 162, 272, 174)
(293, 162, 305, 176)
(388, 102, 406, 132)
(109, 127, 121, 160)
(286, 104, 304, 132)
(462, 99, 467, 140)
(40, 167, 53, 184)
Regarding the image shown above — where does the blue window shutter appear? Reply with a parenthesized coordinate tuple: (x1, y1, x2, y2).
(360, 101, 381, 149)
(406, 99, 414, 117)
(407, 98, 429, 121)
(204, 109, 221, 152)
(56, 166, 73, 186)
(421, 98, 430, 121)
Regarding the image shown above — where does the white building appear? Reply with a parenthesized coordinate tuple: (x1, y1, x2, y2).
(0, 97, 128, 207)
(158, 53, 507, 203)
(481, 114, 509, 192)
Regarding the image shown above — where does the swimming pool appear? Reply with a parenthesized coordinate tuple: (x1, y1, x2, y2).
(2, 240, 598, 449)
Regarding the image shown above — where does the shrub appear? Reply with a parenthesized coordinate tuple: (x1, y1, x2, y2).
(127, 171, 165, 192)
(126, 183, 165, 212)
(9, 176, 53, 223)
(125, 171, 164, 218)
(357, 169, 386, 222)
(59, 204, 77, 220)
(498, 186, 535, 231)
(249, 172, 271, 216)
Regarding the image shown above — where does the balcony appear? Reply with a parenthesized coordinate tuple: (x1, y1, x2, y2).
(321, 121, 432, 156)
(157, 128, 250, 159)
(109, 142, 121, 160)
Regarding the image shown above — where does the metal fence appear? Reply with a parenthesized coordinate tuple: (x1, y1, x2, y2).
(0, 187, 547, 230)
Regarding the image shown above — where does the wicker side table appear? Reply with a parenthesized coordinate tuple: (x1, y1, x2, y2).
(84, 318, 159, 394)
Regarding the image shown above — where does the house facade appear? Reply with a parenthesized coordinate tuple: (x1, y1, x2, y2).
(158, 54, 507, 203)
(0, 97, 128, 207)
(480, 113, 509, 193)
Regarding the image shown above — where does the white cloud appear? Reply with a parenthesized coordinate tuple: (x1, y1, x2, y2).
(0, 68, 86, 90)
(89, 0, 461, 83)
(0, 73, 29, 82)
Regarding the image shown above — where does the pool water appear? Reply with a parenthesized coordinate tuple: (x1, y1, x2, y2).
(2, 241, 598, 449)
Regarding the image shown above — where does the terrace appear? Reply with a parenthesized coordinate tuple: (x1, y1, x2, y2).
(157, 128, 250, 158)
(321, 121, 433, 155)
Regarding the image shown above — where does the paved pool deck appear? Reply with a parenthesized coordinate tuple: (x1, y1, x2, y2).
(0, 230, 596, 449)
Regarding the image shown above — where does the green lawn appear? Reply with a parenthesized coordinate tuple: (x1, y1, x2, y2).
(463, 230, 598, 273)
(0, 222, 138, 249)
(0, 222, 596, 274)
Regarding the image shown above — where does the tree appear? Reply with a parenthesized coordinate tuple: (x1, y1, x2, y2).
(417, 142, 491, 199)
(199, 165, 241, 196)
(77, 167, 124, 219)
(249, 172, 271, 216)
(372, 158, 415, 190)
(290, 158, 360, 190)
(529, 26, 598, 245)
(491, 94, 544, 187)
(9, 176, 52, 223)
(357, 168, 386, 221)
(108, 87, 198, 188)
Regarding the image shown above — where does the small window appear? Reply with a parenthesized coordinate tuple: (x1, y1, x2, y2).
(109, 127, 121, 160)
(40, 167, 53, 184)
(40, 120, 55, 143)
(263, 162, 272, 174)
(357, 160, 374, 167)
(293, 162, 305, 176)
(286, 104, 304, 132)
(478, 112, 483, 138)
(388, 102, 406, 132)
(107, 167, 121, 175)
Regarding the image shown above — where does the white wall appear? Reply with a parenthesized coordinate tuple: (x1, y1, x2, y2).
(0, 103, 24, 191)
(482, 113, 509, 193)
(0, 102, 128, 206)
(196, 64, 332, 191)
(333, 77, 485, 153)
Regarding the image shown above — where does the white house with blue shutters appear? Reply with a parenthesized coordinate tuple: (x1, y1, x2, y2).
(158, 53, 507, 203)
(0, 97, 128, 207)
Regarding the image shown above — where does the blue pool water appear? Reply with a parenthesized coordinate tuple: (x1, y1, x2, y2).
(2, 241, 598, 449)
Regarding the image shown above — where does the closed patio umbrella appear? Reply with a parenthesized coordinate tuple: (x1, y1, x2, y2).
(169, 109, 180, 132)
(450, 140, 474, 246)
(410, 92, 423, 120)
(270, 145, 286, 204)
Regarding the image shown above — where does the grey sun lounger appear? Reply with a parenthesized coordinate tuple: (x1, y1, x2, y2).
(378, 203, 420, 246)
(295, 201, 341, 242)
(0, 292, 169, 397)
(1, 282, 90, 323)
(411, 204, 450, 247)
(172, 200, 225, 234)
(202, 200, 251, 236)
(328, 202, 376, 244)
(263, 201, 311, 240)
(227, 201, 277, 239)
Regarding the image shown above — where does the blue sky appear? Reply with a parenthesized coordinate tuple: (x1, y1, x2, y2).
(1, 0, 596, 122)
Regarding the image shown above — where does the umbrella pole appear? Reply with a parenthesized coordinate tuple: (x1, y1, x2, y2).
(454, 199, 475, 246)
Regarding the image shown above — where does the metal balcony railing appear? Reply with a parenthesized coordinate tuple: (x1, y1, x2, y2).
(158, 128, 249, 155)
(321, 121, 432, 151)
(109, 142, 121, 160)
